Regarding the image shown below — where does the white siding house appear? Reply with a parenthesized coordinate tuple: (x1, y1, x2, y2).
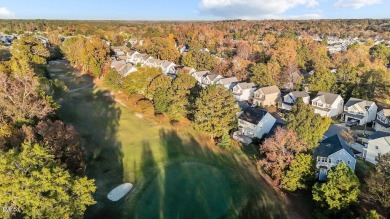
(311, 92, 344, 117)
(363, 132, 390, 165)
(373, 109, 390, 133)
(191, 71, 210, 84)
(237, 107, 276, 139)
(201, 74, 223, 87)
(232, 82, 256, 101)
(342, 98, 377, 125)
(314, 135, 356, 180)
(281, 91, 310, 110)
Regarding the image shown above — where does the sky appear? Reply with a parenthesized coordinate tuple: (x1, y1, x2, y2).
(0, 0, 388, 20)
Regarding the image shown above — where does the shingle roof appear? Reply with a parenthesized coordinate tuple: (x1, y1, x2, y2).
(238, 107, 269, 125)
(345, 97, 374, 111)
(314, 92, 341, 105)
(258, 85, 280, 95)
(314, 135, 354, 158)
(383, 109, 390, 117)
(193, 71, 210, 77)
(127, 50, 138, 56)
(162, 61, 174, 68)
(237, 82, 256, 90)
(218, 77, 238, 85)
(206, 74, 220, 81)
(290, 91, 309, 98)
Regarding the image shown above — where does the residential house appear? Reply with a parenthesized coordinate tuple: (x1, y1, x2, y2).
(110, 60, 126, 70)
(232, 82, 256, 101)
(216, 77, 239, 89)
(126, 50, 140, 63)
(237, 107, 276, 139)
(201, 74, 223, 87)
(363, 132, 390, 165)
(139, 54, 153, 65)
(311, 92, 344, 117)
(117, 63, 137, 77)
(191, 71, 210, 84)
(161, 61, 176, 75)
(342, 98, 377, 125)
(314, 135, 356, 180)
(373, 109, 390, 132)
(281, 90, 310, 110)
(253, 85, 281, 107)
(144, 58, 164, 68)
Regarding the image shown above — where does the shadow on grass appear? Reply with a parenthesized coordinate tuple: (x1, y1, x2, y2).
(50, 66, 124, 219)
(131, 129, 287, 219)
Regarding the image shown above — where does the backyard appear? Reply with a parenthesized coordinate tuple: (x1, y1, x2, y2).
(47, 60, 295, 219)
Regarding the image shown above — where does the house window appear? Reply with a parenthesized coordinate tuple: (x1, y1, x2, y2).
(376, 146, 379, 149)
(322, 158, 325, 162)
(328, 159, 331, 163)
(338, 160, 342, 163)
(317, 157, 320, 161)
(347, 161, 350, 164)
(318, 103, 323, 107)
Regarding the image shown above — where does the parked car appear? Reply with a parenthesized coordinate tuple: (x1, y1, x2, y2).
(346, 119, 359, 127)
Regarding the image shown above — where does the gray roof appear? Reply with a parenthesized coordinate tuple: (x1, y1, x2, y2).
(369, 131, 390, 139)
(237, 82, 256, 90)
(206, 74, 219, 81)
(238, 107, 268, 125)
(290, 91, 309, 98)
(127, 50, 138, 56)
(258, 85, 280, 95)
(118, 63, 135, 76)
(345, 97, 374, 111)
(111, 60, 126, 69)
(314, 135, 354, 158)
(140, 54, 152, 60)
(314, 91, 341, 105)
(162, 61, 174, 68)
(218, 77, 238, 85)
(193, 71, 210, 77)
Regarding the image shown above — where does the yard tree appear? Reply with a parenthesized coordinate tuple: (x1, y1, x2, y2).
(193, 85, 238, 138)
(181, 50, 217, 71)
(0, 73, 55, 126)
(166, 72, 197, 120)
(217, 134, 232, 149)
(287, 98, 331, 149)
(153, 89, 171, 114)
(250, 63, 274, 87)
(10, 36, 50, 77)
(146, 74, 172, 99)
(142, 37, 179, 62)
(312, 163, 360, 211)
(0, 143, 96, 219)
(308, 67, 337, 92)
(364, 153, 390, 210)
(281, 153, 314, 191)
(121, 67, 161, 96)
(258, 127, 310, 185)
(103, 68, 122, 91)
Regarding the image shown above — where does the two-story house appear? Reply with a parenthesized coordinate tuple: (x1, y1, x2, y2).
(216, 77, 239, 89)
(363, 132, 390, 165)
(342, 98, 377, 125)
(314, 135, 356, 180)
(373, 109, 390, 132)
(311, 92, 344, 117)
(126, 50, 140, 63)
(237, 107, 276, 139)
(191, 71, 210, 84)
(232, 82, 256, 101)
(253, 85, 281, 107)
(281, 90, 310, 110)
(201, 74, 223, 87)
(161, 61, 176, 75)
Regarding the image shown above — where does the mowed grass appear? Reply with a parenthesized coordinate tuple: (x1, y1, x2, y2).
(47, 61, 289, 219)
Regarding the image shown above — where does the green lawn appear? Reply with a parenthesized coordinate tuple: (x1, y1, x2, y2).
(47, 61, 289, 219)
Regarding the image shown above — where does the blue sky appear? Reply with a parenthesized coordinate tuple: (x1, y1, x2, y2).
(0, 0, 388, 20)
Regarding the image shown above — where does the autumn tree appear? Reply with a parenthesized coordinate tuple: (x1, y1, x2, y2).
(312, 162, 360, 211)
(61, 36, 109, 77)
(121, 67, 161, 96)
(364, 153, 390, 210)
(281, 153, 314, 191)
(166, 72, 197, 120)
(0, 143, 96, 219)
(103, 68, 122, 91)
(287, 98, 331, 149)
(141, 37, 179, 62)
(258, 127, 310, 185)
(370, 43, 390, 66)
(308, 68, 337, 92)
(193, 85, 238, 138)
(146, 74, 172, 99)
(181, 50, 217, 71)
(235, 41, 252, 60)
(10, 36, 50, 78)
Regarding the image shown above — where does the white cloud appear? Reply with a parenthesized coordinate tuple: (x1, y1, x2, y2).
(0, 7, 15, 19)
(199, 0, 319, 19)
(334, 0, 382, 9)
